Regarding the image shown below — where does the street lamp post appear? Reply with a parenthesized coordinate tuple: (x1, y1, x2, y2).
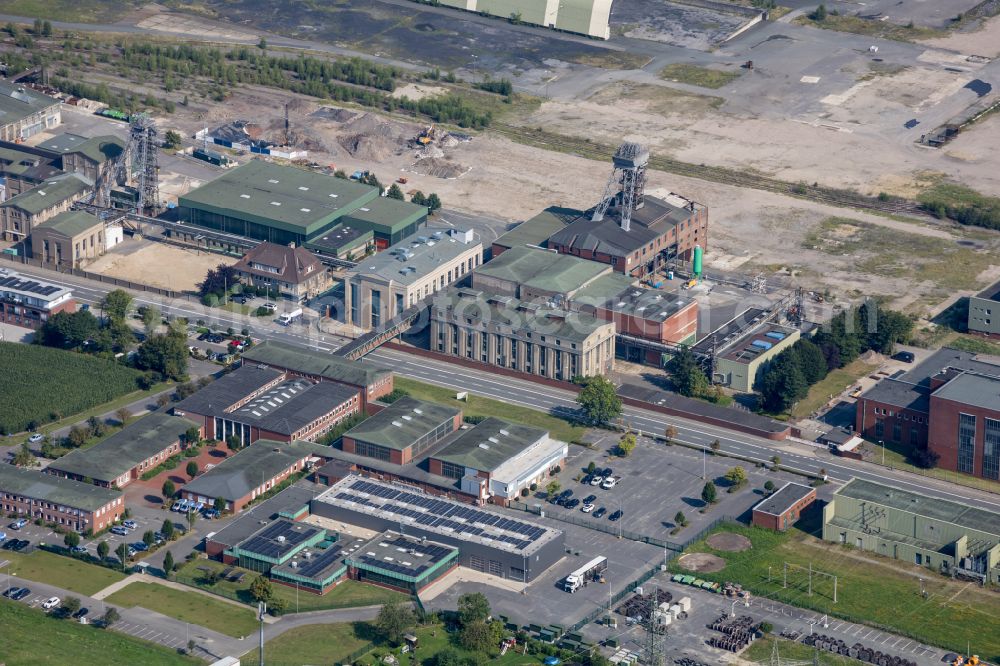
(879, 440, 885, 466)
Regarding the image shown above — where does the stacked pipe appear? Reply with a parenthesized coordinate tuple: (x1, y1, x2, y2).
(801, 634, 917, 666)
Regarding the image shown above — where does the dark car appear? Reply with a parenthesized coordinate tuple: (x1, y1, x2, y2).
(2, 539, 17, 550)
(602, 467, 613, 478)
(197, 332, 210, 341)
(72, 607, 90, 619)
(609, 510, 623, 522)
(12, 588, 31, 600)
(11, 539, 29, 551)
(583, 494, 597, 504)
(894, 351, 915, 363)
(592, 507, 607, 519)
(564, 498, 580, 509)
(581, 474, 593, 485)
(559, 489, 573, 499)
(3, 586, 19, 598)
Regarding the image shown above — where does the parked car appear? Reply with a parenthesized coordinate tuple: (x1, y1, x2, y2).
(609, 509, 623, 522)
(110, 526, 129, 536)
(564, 498, 580, 509)
(12, 588, 31, 600)
(41, 597, 61, 610)
(10, 539, 29, 551)
(593, 507, 607, 519)
(28, 433, 44, 443)
(2, 539, 17, 550)
(581, 474, 593, 485)
(3, 586, 19, 598)
(153, 532, 166, 544)
(894, 351, 915, 363)
(202, 509, 220, 520)
(589, 475, 603, 486)
(581, 503, 595, 513)
(9, 518, 27, 530)
(583, 494, 597, 504)
(71, 545, 88, 554)
(601, 467, 613, 478)
(72, 607, 90, 619)
(172, 500, 189, 513)
(122, 520, 138, 530)
(601, 476, 618, 490)
(197, 332, 210, 341)
(0, 530, 6, 542)
(130, 542, 148, 552)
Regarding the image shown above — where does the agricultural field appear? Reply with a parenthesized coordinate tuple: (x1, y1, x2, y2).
(671, 523, 1000, 660)
(0, 342, 142, 434)
(0, 599, 198, 666)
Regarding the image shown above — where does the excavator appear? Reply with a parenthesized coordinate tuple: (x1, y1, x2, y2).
(416, 124, 436, 146)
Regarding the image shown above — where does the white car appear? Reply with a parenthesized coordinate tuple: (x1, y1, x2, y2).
(581, 503, 595, 513)
(28, 433, 44, 443)
(601, 476, 618, 489)
(42, 596, 61, 610)
(589, 476, 603, 486)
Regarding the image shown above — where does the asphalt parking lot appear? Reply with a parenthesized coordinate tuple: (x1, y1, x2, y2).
(543, 434, 829, 543)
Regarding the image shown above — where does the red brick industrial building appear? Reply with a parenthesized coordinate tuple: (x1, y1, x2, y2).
(751, 482, 816, 531)
(855, 349, 1000, 482)
(0, 464, 124, 533)
(341, 397, 462, 465)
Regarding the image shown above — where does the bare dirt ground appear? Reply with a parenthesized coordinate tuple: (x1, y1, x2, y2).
(87, 239, 236, 291)
(706, 532, 752, 552)
(919, 11, 1000, 56)
(678, 552, 727, 572)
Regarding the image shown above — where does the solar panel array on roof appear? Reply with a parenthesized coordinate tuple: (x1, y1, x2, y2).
(238, 519, 319, 559)
(288, 543, 345, 578)
(332, 478, 548, 551)
(0, 274, 62, 296)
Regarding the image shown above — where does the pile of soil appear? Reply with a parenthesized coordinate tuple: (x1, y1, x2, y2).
(409, 157, 470, 179)
(677, 552, 726, 573)
(706, 532, 752, 552)
(310, 107, 358, 123)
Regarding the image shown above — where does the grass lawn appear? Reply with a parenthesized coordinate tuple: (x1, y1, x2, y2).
(357, 621, 546, 666)
(867, 438, 1000, 494)
(394, 376, 587, 443)
(672, 523, 1000, 660)
(746, 636, 859, 665)
(106, 581, 259, 638)
(0, 598, 199, 666)
(790, 358, 876, 419)
(659, 63, 742, 89)
(174, 559, 409, 612)
(243, 621, 374, 666)
(1, 549, 126, 596)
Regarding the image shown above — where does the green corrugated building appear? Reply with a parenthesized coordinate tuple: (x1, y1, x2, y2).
(823, 478, 1000, 584)
(177, 160, 426, 247)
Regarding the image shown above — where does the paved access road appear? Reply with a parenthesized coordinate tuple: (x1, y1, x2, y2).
(11, 264, 1000, 516)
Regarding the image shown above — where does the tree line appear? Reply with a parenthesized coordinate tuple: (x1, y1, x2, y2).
(756, 301, 913, 413)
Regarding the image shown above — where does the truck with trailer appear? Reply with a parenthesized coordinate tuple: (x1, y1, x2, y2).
(562, 556, 608, 593)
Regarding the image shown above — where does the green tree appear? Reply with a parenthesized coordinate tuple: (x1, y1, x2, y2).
(701, 481, 717, 505)
(214, 497, 226, 513)
(102, 607, 120, 628)
(162, 479, 176, 498)
(576, 376, 622, 425)
(66, 425, 89, 448)
(101, 289, 134, 325)
(764, 480, 775, 494)
(674, 511, 687, 527)
(811, 3, 827, 20)
(187, 509, 197, 531)
(756, 351, 808, 413)
(664, 425, 677, 443)
(64, 531, 81, 549)
(249, 574, 273, 603)
(163, 131, 182, 149)
(617, 432, 636, 457)
(792, 338, 828, 385)
(724, 466, 747, 487)
(143, 530, 156, 547)
(61, 596, 81, 617)
(37, 309, 100, 349)
(666, 346, 708, 397)
(457, 591, 491, 627)
(162, 518, 175, 539)
(186, 461, 199, 479)
(13, 442, 34, 467)
(135, 330, 189, 381)
(42, 20, 53, 37)
(410, 190, 427, 206)
(184, 427, 201, 445)
(139, 305, 161, 334)
(163, 550, 175, 575)
(375, 599, 414, 645)
(386, 183, 405, 200)
(460, 620, 495, 653)
(587, 461, 597, 474)
(97, 540, 110, 560)
(545, 480, 561, 499)
(115, 407, 132, 426)
(116, 543, 130, 563)
(40, 438, 54, 458)
(433, 648, 465, 666)
(226, 434, 242, 451)
(257, 37, 267, 50)
(426, 193, 442, 213)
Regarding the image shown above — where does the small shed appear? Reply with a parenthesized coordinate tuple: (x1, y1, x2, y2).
(404, 633, 419, 651)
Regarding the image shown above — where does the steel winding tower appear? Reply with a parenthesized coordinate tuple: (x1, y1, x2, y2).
(592, 141, 649, 232)
(94, 112, 161, 214)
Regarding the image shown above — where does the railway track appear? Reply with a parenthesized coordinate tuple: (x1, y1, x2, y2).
(492, 124, 929, 219)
